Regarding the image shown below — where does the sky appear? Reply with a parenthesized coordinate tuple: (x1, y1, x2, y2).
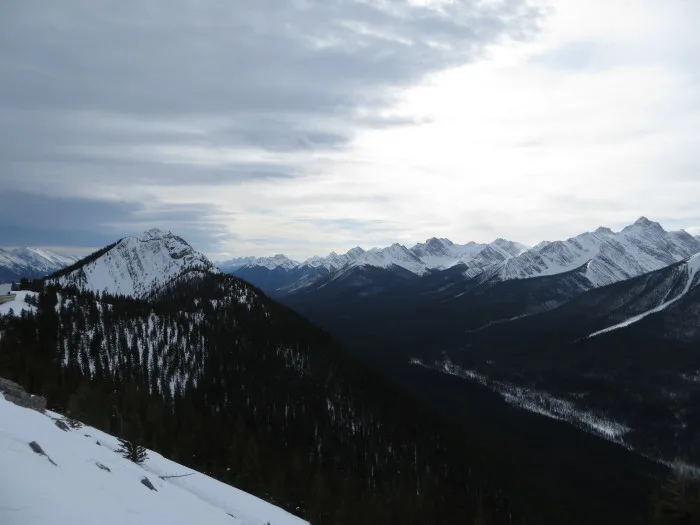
(1, 0, 698, 260)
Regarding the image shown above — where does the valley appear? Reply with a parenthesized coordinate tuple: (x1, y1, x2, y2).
(222, 218, 700, 470)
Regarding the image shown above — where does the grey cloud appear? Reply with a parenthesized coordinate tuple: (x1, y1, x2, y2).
(0, 0, 542, 249)
(0, 191, 234, 253)
(1, 1, 542, 116)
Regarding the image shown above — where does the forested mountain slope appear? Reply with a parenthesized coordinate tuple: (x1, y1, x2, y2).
(0, 273, 562, 525)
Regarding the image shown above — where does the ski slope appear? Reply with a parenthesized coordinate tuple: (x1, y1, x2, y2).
(0, 394, 307, 525)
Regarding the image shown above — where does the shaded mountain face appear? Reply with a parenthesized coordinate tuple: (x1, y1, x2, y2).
(0, 247, 77, 282)
(417, 254, 700, 466)
(47, 229, 216, 298)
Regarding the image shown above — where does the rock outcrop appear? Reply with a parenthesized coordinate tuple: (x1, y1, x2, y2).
(0, 378, 47, 412)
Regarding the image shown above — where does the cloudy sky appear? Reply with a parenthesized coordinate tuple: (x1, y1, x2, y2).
(1, 0, 698, 260)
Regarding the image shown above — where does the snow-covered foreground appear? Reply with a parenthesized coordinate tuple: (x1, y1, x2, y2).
(0, 394, 307, 525)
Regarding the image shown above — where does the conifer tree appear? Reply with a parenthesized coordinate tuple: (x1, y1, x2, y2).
(117, 438, 148, 465)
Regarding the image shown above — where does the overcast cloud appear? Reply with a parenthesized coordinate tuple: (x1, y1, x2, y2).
(1, 0, 698, 259)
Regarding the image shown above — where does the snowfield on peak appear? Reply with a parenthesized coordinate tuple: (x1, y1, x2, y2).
(348, 243, 427, 275)
(0, 393, 307, 525)
(498, 217, 700, 287)
(49, 229, 217, 298)
(244, 254, 300, 271)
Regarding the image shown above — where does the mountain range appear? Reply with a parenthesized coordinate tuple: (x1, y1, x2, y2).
(220, 217, 700, 296)
(218, 217, 700, 468)
(0, 247, 77, 282)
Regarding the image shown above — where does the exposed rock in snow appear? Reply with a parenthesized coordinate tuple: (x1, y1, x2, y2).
(0, 377, 46, 412)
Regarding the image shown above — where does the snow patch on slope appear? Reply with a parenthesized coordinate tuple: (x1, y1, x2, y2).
(0, 393, 307, 525)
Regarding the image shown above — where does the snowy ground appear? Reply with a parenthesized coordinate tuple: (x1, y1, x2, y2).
(0, 394, 307, 525)
(0, 291, 37, 317)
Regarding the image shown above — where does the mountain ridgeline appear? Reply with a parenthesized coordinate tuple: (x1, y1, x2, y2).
(221, 217, 700, 298)
(0, 247, 78, 282)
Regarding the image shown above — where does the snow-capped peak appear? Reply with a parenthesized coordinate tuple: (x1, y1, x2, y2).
(244, 254, 299, 271)
(624, 216, 659, 230)
(498, 218, 700, 287)
(217, 256, 258, 273)
(298, 247, 366, 272)
(348, 243, 427, 275)
(138, 228, 172, 241)
(49, 229, 217, 298)
(0, 247, 78, 281)
(411, 238, 455, 258)
(407, 237, 527, 274)
(346, 246, 366, 259)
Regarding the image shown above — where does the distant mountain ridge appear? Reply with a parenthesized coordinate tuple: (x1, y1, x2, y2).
(0, 247, 78, 282)
(47, 228, 216, 298)
(220, 217, 700, 297)
(495, 217, 700, 287)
